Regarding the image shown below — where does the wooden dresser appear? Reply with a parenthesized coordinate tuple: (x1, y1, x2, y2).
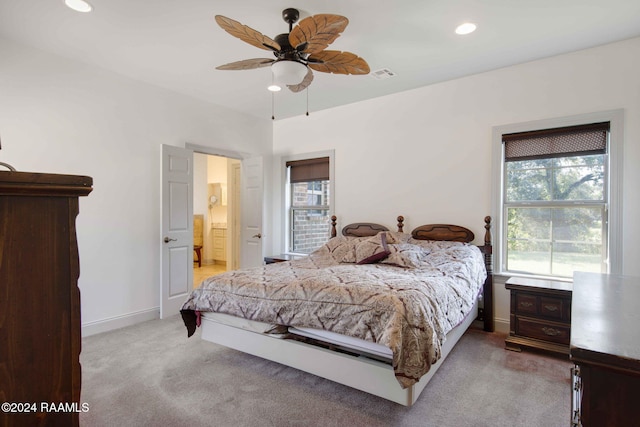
(505, 276, 573, 355)
(0, 171, 92, 427)
(570, 272, 640, 427)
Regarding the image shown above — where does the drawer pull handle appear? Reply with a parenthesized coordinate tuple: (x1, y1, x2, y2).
(543, 305, 559, 312)
(542, 327, 562, 336)
(519, 302, 534, 308)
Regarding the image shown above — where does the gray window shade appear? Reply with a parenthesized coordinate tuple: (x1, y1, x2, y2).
(503, 122, 609, 162)
(286, 157, 330, 183)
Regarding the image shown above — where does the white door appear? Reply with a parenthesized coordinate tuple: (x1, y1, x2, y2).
(160, 144, 193, 319)
(241, 156, 263, 269)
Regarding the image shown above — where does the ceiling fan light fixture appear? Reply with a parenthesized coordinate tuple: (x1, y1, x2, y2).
(64, 0, 93, 13)
(271, 60, 308, 86)
(267, 84, 282, 92)
(455, 22, 477, 35)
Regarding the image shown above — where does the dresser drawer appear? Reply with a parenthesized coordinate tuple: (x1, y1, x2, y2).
(516, 317, 570, 345)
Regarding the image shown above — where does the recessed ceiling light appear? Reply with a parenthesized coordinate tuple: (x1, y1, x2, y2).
(455, 22, 477, 35)
(64, 0, 93, 13)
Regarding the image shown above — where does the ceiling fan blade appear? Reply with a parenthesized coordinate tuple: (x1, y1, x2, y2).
(215, 15, 281, 52)
(308, 50, 370, 75)
(289, 14, 348, 54)
(287, 68, 314, 93)
(216, 58, 275, 70)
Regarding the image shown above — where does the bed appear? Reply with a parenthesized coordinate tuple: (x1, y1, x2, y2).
(181, 215, 494, 406)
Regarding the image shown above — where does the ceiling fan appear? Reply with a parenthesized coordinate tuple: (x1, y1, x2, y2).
(214, 8, 370, 93)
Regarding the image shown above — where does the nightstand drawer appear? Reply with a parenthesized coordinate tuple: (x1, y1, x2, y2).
(540, 296, 568, 320)
(516, 317, 570, 345)
(515, 294, 537, 314)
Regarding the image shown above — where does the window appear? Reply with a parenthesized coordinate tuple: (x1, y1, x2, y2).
(503, 123, 608, 278)
(284, 154, 334, 254)
(493, 111, 623, 279)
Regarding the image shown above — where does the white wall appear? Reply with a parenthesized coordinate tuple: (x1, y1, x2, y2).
(273, 36, 640, 332)
(0, 36, 272, 335)
(3, 32, 638, 336)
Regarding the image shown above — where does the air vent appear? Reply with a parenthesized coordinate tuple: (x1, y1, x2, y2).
(370, 68, 396, 80)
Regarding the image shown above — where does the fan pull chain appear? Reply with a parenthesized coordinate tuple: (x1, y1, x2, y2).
(272, 91, 275, 120)
(306, 87, 309, 116)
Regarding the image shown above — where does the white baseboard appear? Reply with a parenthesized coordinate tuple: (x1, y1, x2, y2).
(494, 318, 510, 335)
(82, 307, 159, 337)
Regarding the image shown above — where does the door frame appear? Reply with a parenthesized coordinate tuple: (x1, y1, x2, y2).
(162, 144, 263, 318)
(162, 143, 264, 318)
(159, 143, 251, 318)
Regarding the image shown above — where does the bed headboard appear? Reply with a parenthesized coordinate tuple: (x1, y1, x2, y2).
(411, 224, 475, 243)
(342, 222, 389, 237)
(332, 215, 405, 238)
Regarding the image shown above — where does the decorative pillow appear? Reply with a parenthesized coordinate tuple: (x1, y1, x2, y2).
(324, 236, 357, 262)
(385, 231, 409, 244)
(342, 232, 391, 264)
(381, 243, 429, 268)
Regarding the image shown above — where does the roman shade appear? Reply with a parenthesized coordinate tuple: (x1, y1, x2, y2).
(286, 157, 330, 183)
(503, 122, 609, 162)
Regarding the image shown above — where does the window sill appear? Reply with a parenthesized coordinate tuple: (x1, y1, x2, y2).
(494, 272, 573, 284)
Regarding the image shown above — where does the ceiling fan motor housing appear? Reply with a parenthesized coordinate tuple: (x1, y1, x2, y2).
(273, 33, 307, 62)
(274, 33, 293, 51)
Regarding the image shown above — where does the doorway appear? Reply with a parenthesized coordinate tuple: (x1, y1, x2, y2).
(161, 144, 263, 319)
(193, 152, 241, 287)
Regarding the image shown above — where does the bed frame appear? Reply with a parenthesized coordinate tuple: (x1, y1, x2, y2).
(198, 215, 494, 406)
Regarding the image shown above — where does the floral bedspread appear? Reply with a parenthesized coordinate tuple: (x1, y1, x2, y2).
(181, 232, 486, 388)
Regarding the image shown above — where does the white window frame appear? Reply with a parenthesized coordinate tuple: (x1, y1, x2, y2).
(491, 110, 624, 279)
(281, 150, 335, 255)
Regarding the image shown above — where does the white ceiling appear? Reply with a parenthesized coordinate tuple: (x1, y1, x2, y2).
(1, 1, 639, 120)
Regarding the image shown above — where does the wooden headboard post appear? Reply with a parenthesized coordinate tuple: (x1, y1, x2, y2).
(330, 215, 337, 238)
(480, 216, 494, 332)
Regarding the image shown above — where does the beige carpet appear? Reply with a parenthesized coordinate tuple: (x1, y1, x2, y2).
(80, 316, 571, 427)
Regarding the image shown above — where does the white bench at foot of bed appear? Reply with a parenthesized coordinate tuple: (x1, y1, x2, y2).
(199, 302, 478, 406)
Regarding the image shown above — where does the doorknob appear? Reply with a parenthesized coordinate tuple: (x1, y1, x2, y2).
(252, 233, 262, 239)
(164, 237, 177, 243)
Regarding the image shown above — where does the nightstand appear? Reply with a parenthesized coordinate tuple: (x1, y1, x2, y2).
(505, 276, 573, 355)
(264, 253, 302, 264)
